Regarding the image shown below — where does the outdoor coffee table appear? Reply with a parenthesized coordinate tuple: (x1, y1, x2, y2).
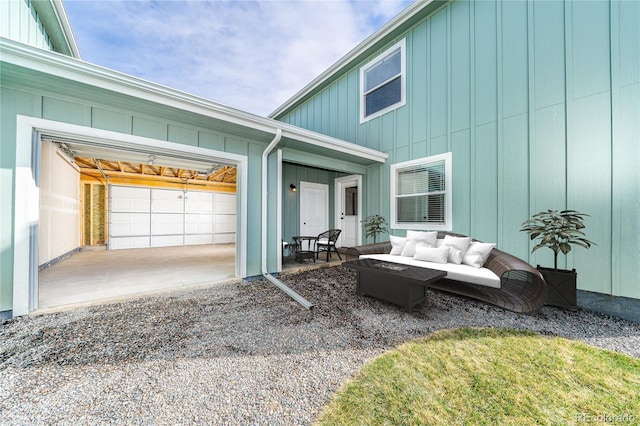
(344, 258, 447, 312)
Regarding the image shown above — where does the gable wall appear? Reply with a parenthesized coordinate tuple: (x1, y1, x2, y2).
(0, 0, 56, 52)
(276, 0, 640, 300)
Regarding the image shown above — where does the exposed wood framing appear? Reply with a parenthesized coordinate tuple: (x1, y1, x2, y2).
(74, 156, 237, 193)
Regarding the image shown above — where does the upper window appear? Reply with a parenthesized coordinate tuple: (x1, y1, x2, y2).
(390, 153, 452, 231)
(360, 39, 406, 123)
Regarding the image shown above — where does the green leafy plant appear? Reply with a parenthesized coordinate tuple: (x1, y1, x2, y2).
(520, 209, 595, 270)
(361, 214, 388, 244)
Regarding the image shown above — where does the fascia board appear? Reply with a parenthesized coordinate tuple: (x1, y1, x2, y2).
(51, 0, 81, 58)
(269, 0, 444, 118)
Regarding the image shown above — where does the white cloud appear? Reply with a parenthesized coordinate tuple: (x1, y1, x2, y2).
(63, 0, 411, 116)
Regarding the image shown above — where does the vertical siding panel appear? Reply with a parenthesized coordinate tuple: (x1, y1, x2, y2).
(450, 0, 470, 134)
(500, 0, 529, 257)
(449, 0, 471, 235)
(133, 116, 168, 140)
(473, 0, 498, 240)
(329, 83, 338, 138)
(92, 107, 131, 134)
(411, 23, 428, 145)
(529, 0, 566, 269)
(430, 8, 448, 140)
(452, 129, 471, 235)
(336, 77, 348, 140)
(42, 97, 90, 126)
(168, 124, 198, 146)
(367, 118, 381, 151)
(346, 71, 358, 144)
(567, 0, 612, 293)
(321, 89, 331, 136)
(198, 131, 225, 151)
(381, 113, 395, 152)
(612, 0, 640, 299)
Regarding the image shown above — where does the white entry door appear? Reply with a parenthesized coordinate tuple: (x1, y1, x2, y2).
(299, 181, 328, 239)
(335, 175, 362, 247)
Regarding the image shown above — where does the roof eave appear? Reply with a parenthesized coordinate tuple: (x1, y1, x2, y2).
(1, 37, 387, 165)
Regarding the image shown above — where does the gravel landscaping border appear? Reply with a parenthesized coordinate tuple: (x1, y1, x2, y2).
(2, 265, 639, 425)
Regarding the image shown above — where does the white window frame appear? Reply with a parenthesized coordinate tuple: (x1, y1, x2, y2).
(390, 152, 453, 231)
(359, 39, 406, 123)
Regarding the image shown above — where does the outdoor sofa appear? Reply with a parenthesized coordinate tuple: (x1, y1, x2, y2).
(346, 231, 546, 314)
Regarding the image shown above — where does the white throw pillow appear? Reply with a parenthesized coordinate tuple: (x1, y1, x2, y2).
(406, 230, 438, 247)
(435, 239, 463, 263)
(414, 246, 450, 264)
(462, 242, 496, 268)
(389, 235, 406, 256)
(400, 240, 432, 257)
(447, 247, 464, 264)
(441, 235, 472, 257)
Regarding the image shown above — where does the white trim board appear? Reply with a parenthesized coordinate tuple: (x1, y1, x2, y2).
(13, 115, 248, 316)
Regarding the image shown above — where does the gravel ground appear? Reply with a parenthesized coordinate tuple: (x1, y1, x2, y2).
(2, 265, 639, 425)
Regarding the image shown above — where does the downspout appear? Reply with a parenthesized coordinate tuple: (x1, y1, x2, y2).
(261, 129, 313, 309)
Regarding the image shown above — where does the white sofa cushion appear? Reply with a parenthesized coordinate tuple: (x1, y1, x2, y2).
(359, 254, 501, 288)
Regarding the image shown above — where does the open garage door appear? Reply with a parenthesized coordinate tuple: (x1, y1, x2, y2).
(35, 134, 243, 311)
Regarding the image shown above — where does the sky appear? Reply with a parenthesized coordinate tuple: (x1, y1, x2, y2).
(63, 0, 413, 117)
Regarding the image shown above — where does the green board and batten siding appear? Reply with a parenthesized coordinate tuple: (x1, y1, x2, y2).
(0, 68, 269, 313)
(275, 0, 640, 301)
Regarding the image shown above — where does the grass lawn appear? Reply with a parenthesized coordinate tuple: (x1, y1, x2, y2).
(316, 328, 640, 425)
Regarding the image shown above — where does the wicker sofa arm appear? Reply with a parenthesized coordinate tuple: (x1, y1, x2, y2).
(346, 242, 392, 260)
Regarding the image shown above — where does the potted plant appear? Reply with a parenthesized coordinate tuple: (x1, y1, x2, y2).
(520, 209, 595, 309)
(361, 214, 388, 244)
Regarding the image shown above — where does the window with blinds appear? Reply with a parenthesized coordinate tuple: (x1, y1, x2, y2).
(390, 153, 452, 231)
(360, 39, 406, 123)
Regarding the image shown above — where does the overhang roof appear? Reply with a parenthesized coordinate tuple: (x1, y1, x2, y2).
(1, 38, 387, 168)
(269, 0, 447, 118)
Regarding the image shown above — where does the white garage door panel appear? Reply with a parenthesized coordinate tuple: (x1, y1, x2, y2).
(151, 235, 184, 247)
(185, 214, 214, 234)
(151, 213, 184, 235)
(214, 215, 236, 233)
(185, 234, 214, 245)
(214, 193, 236, 214)
(110, 212, 151, 236)
(110, 236, 150, 250)
(185, 192, 214, 213)
(213, 234, 235, 243)
(151, 189, 184, 213)
(110, 186, 151, 212)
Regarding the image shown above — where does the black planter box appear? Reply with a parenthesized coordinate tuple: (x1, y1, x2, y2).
(538, 266, 577, 310)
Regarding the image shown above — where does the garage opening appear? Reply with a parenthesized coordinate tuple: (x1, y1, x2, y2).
(37, 136, 239, 310)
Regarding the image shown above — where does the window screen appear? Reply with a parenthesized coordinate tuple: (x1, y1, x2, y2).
(391, 153, 452, 231)
(360, 40, 405, 122)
